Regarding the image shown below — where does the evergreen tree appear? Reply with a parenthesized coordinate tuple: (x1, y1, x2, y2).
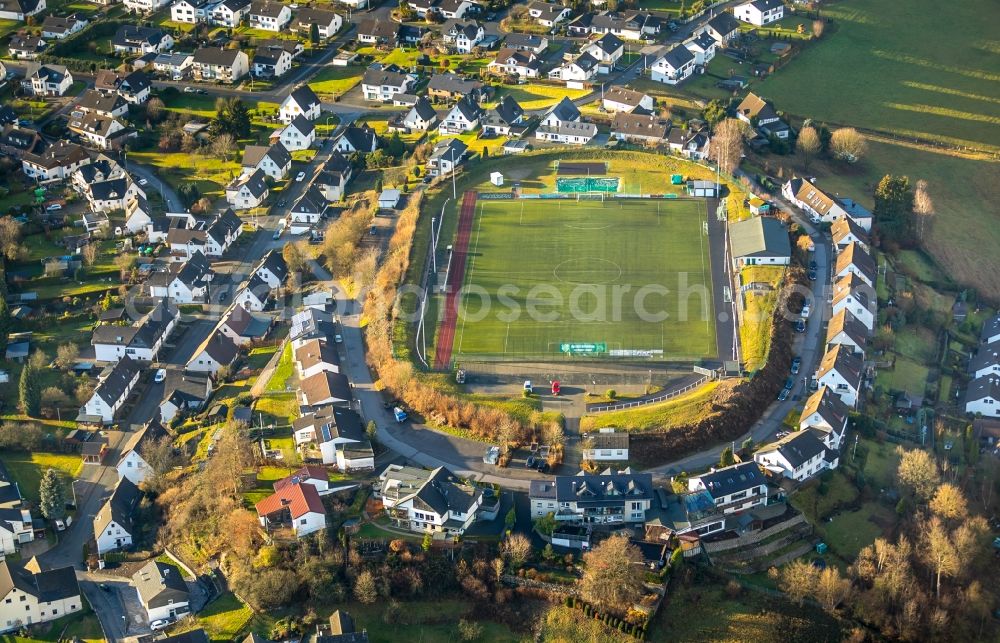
(309, 23, 320, 47)
(0, 295, 10, 353)
(720, 446, 735, 467)
(385, 132, 405, 158)
(39, 468, 66, 520)
(19, 363, 40, 417)
(874, 175, 915, 247)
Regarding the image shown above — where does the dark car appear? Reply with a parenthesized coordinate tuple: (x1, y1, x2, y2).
(778, 388, 790, 401)
(784, 377, 795, 391)
(536, 461, 550, 473)
(809, 260, 817, 270)
(795, 320, 806, 333)
(791, 356, 801, 374)
(525, 456, 536, 468)
(808, 269, 818, 281)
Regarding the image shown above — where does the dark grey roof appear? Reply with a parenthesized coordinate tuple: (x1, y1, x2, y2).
(410, 467, 482, 516)
(288, 114, 315, 137)
(93, 355, 140, 406)
(410, 96, 438, 122)
(161, 630, 210, 643)
(163, 370, 212, 407)
(113, 25, 167, 49)
(448, 95, 482, 122)
(546, 96, 581, 123)
(133, 560, 189, 608)
(295, 6, 339, 26)
(290, 308, 335, 342)
(243, 142, 291, 170)
(762, 430, 826, 469)
(748, 0, 784, 11)
(612, 112, 669, 139)
(504, 32, 544, 49)
(92, 300, 176, 350)
(489, 95, 524, 126)
(429, 137, 468, 161)
(193, 47, 245, 66)
(293, 186, 329, 215)
(428, 72, 482, 95)
(257, 248, 288, 282)
(77, 89, 128, 114)
(981, 315, 1000, 343)
(570, 52, 599, 72)
(339, 125, 377, 152)
(695, 462, 765, 499)
(706, 11, 740, 36)
(531, 470, 653, 504)
(536, 121, 598, 138)
(293, 405, 364, 444)
(660, 43, 695, 69)
(93, 477, 141, 537)
(967, 375, 1000, 405)
(358, 18, 399, 40)
(250, 0, 287, 17)
(231, 168, 269, 198)
(589, 32, 623, 55)
(362, 63, 409, 88)
(0, 562, 79, 604)
(201, 331, 239, 365)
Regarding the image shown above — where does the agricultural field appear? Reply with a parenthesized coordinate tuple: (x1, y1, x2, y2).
(450, 197, 716, 361)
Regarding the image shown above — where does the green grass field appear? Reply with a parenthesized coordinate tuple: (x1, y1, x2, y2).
(450, 198, 716, 360)
(757, 0, 1000, 152)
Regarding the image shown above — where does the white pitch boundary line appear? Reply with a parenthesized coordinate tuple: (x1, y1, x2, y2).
(698, 208, 712, 341)
(504, 323, 510, 355)
(455, 201, 485, 355)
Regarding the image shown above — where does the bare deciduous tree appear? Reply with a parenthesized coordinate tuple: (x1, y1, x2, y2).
(55, 343, 79, 369)
(929, 482, 967, 522)
(710, 118, 748, 175)
(146, 97, 165, 122)
(780, 559, 818, 606)
(797, 126, 821, 169)
(500, 533, 532, 569)
(830, 127, 867, 164)
(211, 133, 236, 162)
(80, 242, 98, 267)
(579, 533, 643, 610)
(812, 19, 825, 38)
(0, 216, 25, 261)
(815, 567, 852, 612)
(913, 178, 935, 240)
(896, 447, 941, 502)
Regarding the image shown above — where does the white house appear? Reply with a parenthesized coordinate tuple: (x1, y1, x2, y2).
(233, 273, 272, 311)
(699, 11, 741, 44)
(800, 385, 849, 450)
(754, 430, 836, 482)
(426, 138, 467, 176)
(79, 356, 141, 424)
(0, 0, 46, 21)
(334, 125, 378, 154)
(92, 301, 177, 363)
(687, 462, 769, 515)
(610, 112, 669, 144)
(734, 0, 784, 26)
(444, 20, 484, 54)
(815, 345, 863, 408)
(147, 251, 212, 303)
(504, 32, 548, 54)
(834, 242, 877, 289)
(379, 465, 486, 536)
(186, 331, 239, 375)
(527, 1, 571, 27)
(583, 33, 623, 69)
(0, 563, 81, 634)
(582, 428, 629, 461)
(549, 53, 599, 82)
(438, 96, 482, 135)
(133, 561, 190, 624)
(972, 342, 1000, 380)
(826, 309, 869, 356)
(736, 92, 791, 140)
(983, 315, 1000, 345)
(93, 477, 141, 554)
(248, 0, 291, 31)
(360, 64, 414, 102)
(650, 45, 695, 84)
(0, 509, 34, 557)
(251, 45, 292, 79)
(225, 169, 269, 210)
(116, 420, 169, 485)
(832, 273, 877, 332)
(255, 482, 326, 537)
(294, 338, 340, 379)
(401, 96, 438, 132)
(272, 115, 315, 151)
(191, 47, 248, 83)
(529, 469, 653, 524)
(124, 0, 172, 14)
(488, 47, 542, 78)
(241, 142, 290, 180)
(170, 0, 219, 24)
(254, 249, 287, 289)
(68, 112, 130, 150)
(781, 177, 850, 223)
(684, 31, 717, 65)
(292, 407, 372, 469)
(112, 26, 173, 55)
(294, 7, 342, 39)
(601, 86, 654, 113)
(299, 371, 352, 408)
(831, 216, 870, 252)
(210, 0, 250, 27)
(41, 13, 88, 39)
(158, 370, 212, 423)
(481, 95, 525, 137)
(378, 189, 401, 210)
(22, 63, 73, 97)
(279, 85, 321, 123)
(219, 305, 272, 346)
(289, 187, 328, 233)
(966, 376, 1000, 418)
(728, 215, 791, 268)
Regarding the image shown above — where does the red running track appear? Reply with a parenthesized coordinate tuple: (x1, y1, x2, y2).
(434, 190, 478, 370)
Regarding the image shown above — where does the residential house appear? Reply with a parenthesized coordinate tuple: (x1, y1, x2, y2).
(40, 13, 88, 39)
(170, 0, 220, 24)
(754, 429, 837, 482)
(611, 111, 669, 144)
(438, 0, 475, 19)
(333, 124, 378, 154)
(293, 406, 373, 470)
(112, 26, 173, 55)
(734, 0, 784, 26)
(826, 309, 868, 356)
(981, 315, 1000, 345)
(294, 7, 342, 39)
(536, 119, 597, 145)
(406, 0, 437, 18)
(529, 468, 653, 524)
(399, 96, 438, 132)
(92, 300, 177, 362)
(0, 509, 34, 556)
(186, 331, 239, 375)
(279, 85, 321, 123)
(93, 477, 141, 554)
(158, 370, 212, 422)
(226, 169, 269, 210)
(87, 173, 142, 211)
(360, 64, 413, 103)
(78, 356, 141, 424)
(191, 47, 248, 83)
(438, 95, 482, 134)
(299, 370, 352, 408)
(294, 338, 340, 379)
(650, 44, 695, 84)
(248, 0, 291, 31)
(443, 20, 484, 54)
(0, 563, 81, 633)
(504, 32, 547, 54)
(379, 465, 486, 536)
(255, 482, 326, 537)
(7, 34, 47, 60)
(699, 11, 740, 44)
(832, 273, 877, 331)
(781, 176, 849, 222)
(255, 249, 287, 289)
(487, 48, 542, 79)
(575, 10, 659, 40)
(94, 70, 151, 104)
(736, 92, 791, 139)
(0, 463, 23, 511)
(0, 0, 45, 21)
(152, 51, 194, 79)
(583, 32, 623, 69)
(271, 115, 314, 151)
(687, 461, 769, 515)
(815, 344, 864, 407)
(241, 142, 291, 180)
(251, 45, 292, 79)
(133, 561, 190, 624)
(539, 96, 581, 128)
(549, 52, 599, 82)
(313, 152, 352, 201)
(426, 138, 467, 176)
(233, 272, 271, 311)
(834, 241, 877, 288)
(289, 186, 329, 232)
(582, 428, 629, 461)
(970, 341, 1000, 380)
(684, 31, 717, 65)
(667, 126, 711, 159)
(218, 304, 271, 345)
(68, 112, 131, 150)
(273, 466, 331, 494)
(831, 215, 870, 252)
(481, 95, 525, 137)
(427, 72, 488, 102)
(22, 140, 90, 181)
(527, 1, 571, 27)
(22, 63, 73, 96)
(728, 216, 791, 268)
(210, 0, 250, 27)
(0, 125, 43, 159)
(839, 198, 873, 231)
(147, 250, 212, 303)
(799, 385, 849, 449)
(602, 86, 653, 113)
(966, 376, 1000, 418)
(124, 0, 172, 14)
(116, 420, 169, 484)
(356, 19, 399, 47)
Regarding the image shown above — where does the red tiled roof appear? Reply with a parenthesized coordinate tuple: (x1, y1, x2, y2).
(254, 482, 325, 519)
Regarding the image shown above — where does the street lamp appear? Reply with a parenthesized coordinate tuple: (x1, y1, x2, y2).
(450, 148, 457, 199)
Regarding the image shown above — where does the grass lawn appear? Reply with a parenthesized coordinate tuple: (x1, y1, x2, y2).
(0, 452, 83, 503)
(308, 65, 364, 98)
(172, 593, 253, 643)
(488, 84, 590, 111)
(822, 502, 896, 561)
(580, 381, 719, 432)
(855, 439, 901, 490)
(655, 581, 844, 642)
(876, 356, 929, 395)
(449, 198, 715, 360)
(740, 289, 779, 372)
(263, 342, 294, 392)
(757, 0, 1000, 152)
(0, 608, 103, 643)
(791, 470, 859, 523)
(246, 344, 280, 370)
(129, 151, 241, 199)
(255, 393, 297, 427)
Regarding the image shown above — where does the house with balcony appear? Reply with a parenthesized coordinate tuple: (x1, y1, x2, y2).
(191, 47, 248, 83)
(378, 465, 491, 536)
(529, 468, 653, 525)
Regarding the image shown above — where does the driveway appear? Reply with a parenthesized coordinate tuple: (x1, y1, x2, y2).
(126, 162, 182, 212)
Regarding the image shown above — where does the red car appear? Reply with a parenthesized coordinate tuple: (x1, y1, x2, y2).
(551, 381, 561, 396)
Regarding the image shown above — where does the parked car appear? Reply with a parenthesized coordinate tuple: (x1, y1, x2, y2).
(184, 87, 196, 93)
(784, 377, 794, 391)
(150, 619, 171, 632)
(154, 369, 166, 383)
(45, 203, 62, 211)
(795, 320, 806, 333)
(334, 333, 343, 343)
(808, 268, 818, 281)
(525, 455, 536, 468)
(791, 356, 801, 374)
(138, 177, 148, 186)
(801, 303, 811, 318)
(778, 388, 790, 401)
(295, 171, 306, 181)
(536, 461, 550, 473)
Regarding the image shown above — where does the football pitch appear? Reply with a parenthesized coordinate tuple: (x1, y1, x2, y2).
(448, 197, 717, 361)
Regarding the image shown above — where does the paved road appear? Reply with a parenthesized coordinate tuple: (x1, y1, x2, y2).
(124, 161, 183, 212)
